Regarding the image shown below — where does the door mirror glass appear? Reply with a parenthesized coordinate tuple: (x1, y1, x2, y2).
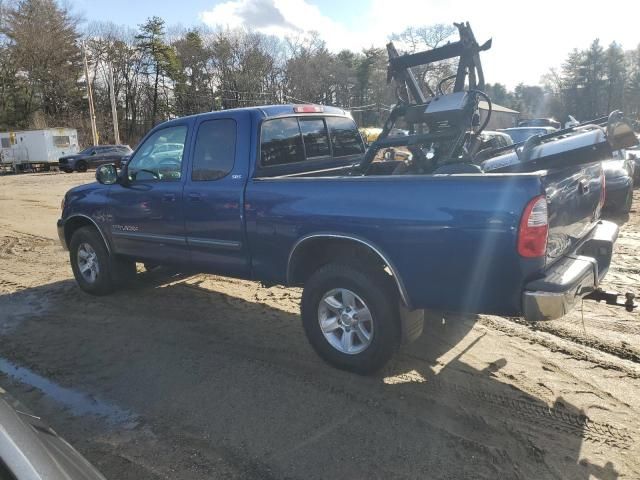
(96, 164, 118, 185)
(90, 150, 97, 156)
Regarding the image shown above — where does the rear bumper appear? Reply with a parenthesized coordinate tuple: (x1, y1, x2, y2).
(522, 220, 618, 321)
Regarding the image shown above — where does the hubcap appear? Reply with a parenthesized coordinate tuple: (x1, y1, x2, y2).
(77, 242, 100, 284)
(318, 288, 374, 355)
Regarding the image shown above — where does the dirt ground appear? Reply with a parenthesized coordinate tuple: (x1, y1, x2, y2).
(1, 171, 639, 480)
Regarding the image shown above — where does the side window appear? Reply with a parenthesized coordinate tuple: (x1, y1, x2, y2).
(260, 118, 304, 167)
(53, 135, 70, 148)
(127, 125, 187, 182)
(326, 117, 364, 157)
(299, 118, 330, 158)
(192, 119, 236, 181)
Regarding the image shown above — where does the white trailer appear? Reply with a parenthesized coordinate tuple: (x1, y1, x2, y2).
(0, 128, 79, 172)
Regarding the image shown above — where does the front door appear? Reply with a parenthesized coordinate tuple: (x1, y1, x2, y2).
(108, 123, 190, 265)
(183, 113, 250, 277)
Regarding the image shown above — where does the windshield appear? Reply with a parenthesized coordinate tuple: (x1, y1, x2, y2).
(78, 147, 94, 154)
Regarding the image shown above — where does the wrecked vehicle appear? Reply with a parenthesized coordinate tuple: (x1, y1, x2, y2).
(602, 159, 634, 214)
(57, 23, 636, 373)
(0, 386, 106, 480)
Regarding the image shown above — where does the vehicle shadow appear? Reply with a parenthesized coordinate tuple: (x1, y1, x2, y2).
(0, 270, 625, 480)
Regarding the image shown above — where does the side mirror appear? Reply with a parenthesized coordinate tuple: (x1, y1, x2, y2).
(90, 150, 97, 156)
(96, 164, 118, 185)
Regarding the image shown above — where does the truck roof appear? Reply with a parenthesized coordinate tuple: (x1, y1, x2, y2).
(163, 104, 349, 126)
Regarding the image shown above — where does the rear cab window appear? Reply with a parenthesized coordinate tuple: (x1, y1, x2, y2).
(257, 115, 364, 177)
(299, 118, 330, 158)
(192, 119, 237, 181)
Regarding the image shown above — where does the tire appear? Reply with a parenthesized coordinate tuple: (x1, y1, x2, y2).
(69, 226, 135, 295)
(76, 160, 88, 172)
(301, 263, 400, 374)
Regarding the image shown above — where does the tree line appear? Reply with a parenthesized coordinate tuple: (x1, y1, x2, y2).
(485, 39, 640, 126)
(1, 0, 639, 149)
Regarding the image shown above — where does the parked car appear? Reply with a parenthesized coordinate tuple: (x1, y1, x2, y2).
(0, 387, 106, 479)
(57, 104, 615, 373)
(518, 118, 561, 129)
(473, 131, 514, 162)
(59, 144, 132, 173)
(501, 126, 557, 144)
(602, 159, 634, 214)
(479, 130, 513, 149)
(624, 147, 640, 183)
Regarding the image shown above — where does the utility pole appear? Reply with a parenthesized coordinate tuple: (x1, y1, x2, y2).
(107, 63, 121, 145)
(82, 42, 99, 146)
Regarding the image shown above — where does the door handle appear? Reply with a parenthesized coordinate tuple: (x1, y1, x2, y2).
(188, 192, 202, 202)
(163, 193, 177, 202)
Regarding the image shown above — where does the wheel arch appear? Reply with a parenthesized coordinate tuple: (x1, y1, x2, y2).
(287, 233, 411, 308)
(64, 215, 111, 253)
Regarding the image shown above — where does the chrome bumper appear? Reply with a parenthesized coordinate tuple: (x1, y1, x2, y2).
(523, 220, 618, 321)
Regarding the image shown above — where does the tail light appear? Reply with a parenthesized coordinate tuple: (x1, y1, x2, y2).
(293, 105, 324, 113)
(518, 195, 548, 258)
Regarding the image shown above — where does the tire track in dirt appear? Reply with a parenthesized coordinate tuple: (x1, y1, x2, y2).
(165, 278, 638, 450)
(478, 316, 640, 378)
(530, 323, 640, 363)
(140, 311, 635, 451)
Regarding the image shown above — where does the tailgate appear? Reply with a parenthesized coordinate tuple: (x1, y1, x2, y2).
(543, 162, 604, 263)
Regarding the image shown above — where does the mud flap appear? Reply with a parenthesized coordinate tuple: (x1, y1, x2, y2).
(399, 303, 424, 344)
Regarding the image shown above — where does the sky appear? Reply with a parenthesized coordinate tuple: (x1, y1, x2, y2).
(73, 0, 640, 88)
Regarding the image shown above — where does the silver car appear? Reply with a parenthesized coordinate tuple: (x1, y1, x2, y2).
(0, 386, 106, 479)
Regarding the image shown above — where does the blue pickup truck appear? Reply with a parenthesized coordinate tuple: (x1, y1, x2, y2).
(58, 104, 617, 373)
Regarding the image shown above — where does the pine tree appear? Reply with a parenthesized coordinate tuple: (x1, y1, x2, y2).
(1, 0, 82, 127)
(135, 17, 177, 126)
(605, 42, 626, 113)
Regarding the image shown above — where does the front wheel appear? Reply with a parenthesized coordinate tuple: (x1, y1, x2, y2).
(301, 263, 400, 374)
(69, 227, 135, 295)
(76, 160, 88, 172)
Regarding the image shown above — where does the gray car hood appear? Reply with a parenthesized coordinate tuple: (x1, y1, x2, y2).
(0, 388, 106, 480)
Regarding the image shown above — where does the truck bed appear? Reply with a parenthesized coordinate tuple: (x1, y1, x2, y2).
(245, 163, 604, 316)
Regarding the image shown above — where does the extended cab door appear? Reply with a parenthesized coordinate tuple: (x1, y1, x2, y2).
(107, 123, 190, 264)
(183, 111, 251, 277)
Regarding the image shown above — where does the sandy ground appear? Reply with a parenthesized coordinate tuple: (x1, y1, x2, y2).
(1, 171, 639, 479)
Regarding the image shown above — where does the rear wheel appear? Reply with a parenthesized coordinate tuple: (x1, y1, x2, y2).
(301, 263, 400, 374)
(76, 160, 88, 172)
